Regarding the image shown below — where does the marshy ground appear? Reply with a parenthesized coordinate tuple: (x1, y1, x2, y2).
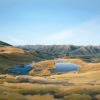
(0, 59, 100, 100)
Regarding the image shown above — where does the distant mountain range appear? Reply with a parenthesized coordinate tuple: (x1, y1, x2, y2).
(18, 45, 100, 56)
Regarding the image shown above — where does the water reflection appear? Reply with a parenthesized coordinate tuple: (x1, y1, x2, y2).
(8, 61, 35, 74)
(34, 69, 43, 72)
(50, 62, 81, 73)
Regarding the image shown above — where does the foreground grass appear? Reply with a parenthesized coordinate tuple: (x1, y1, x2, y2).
(0, 82, 100, 100)
(1, 68, 100, 85)
(0, 68, 100, 100)
(0, 59, 100, 100)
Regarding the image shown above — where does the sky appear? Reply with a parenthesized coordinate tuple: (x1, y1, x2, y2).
(0, 0, 100, 46)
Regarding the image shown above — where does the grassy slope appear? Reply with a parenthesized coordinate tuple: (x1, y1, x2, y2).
(0, 46, 24, 54)
(0, 68, 100, 100)
(25, 49, 100, 63)
(0, 45, 42, 74)
(0, 59, 100, 100)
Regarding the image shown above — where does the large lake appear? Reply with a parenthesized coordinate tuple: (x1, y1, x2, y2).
(50, 62, 81, 73)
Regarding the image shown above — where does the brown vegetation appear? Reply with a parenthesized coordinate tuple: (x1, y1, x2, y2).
(0, 46, 25, 54)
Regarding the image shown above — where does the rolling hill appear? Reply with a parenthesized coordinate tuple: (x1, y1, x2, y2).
(0, 41, 40, 73)
(18, 45, 100, 62)
(0, 41, 25, 54)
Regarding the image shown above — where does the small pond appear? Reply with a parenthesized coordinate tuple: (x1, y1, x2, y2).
(32, 60, 35, 63)
(50, 62, 81, 73)
(37, 65, 47, 68)
(14, 65, 22, 68)
(54, 58, 63, 60)
(8, 60, 35, 74)
(8, 65, 31, 74)
(34, 69, 43, 72)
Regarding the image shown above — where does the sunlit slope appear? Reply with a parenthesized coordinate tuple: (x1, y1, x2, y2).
(0, 69, 100, 100)
(0, 41, 24, 54)
(0, 46, 25, 54)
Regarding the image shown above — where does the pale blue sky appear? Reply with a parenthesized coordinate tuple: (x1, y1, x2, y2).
(0, 0, 100, 45)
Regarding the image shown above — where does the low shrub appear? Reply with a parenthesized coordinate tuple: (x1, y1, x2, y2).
(63, 94, 91, 100)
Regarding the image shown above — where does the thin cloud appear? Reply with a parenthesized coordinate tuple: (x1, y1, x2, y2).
(42, 17, 100, 45)
(7, 17, 100, 45)
(8, 36, 26, 45)
(45, 30, 73, 41)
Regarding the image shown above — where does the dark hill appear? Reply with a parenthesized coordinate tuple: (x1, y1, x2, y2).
(0, 41, 11, 46)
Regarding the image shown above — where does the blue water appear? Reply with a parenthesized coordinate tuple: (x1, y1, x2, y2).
(34, 69, 43, 72)
(14, 65, 22, 68)
(54, 58, 63, 60)
(37, 65, 47, 68)
(8, 64, 31, 74)
(32, 60, 35, 63)
(50, 62, 81, 73)
(8, 60, 35, 74)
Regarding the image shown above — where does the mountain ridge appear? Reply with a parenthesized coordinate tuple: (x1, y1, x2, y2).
(18, 45, 100, 55)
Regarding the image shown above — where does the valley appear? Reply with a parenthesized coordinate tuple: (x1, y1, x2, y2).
(0, 41, 100, 100)
(1, 0, 100, 99)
